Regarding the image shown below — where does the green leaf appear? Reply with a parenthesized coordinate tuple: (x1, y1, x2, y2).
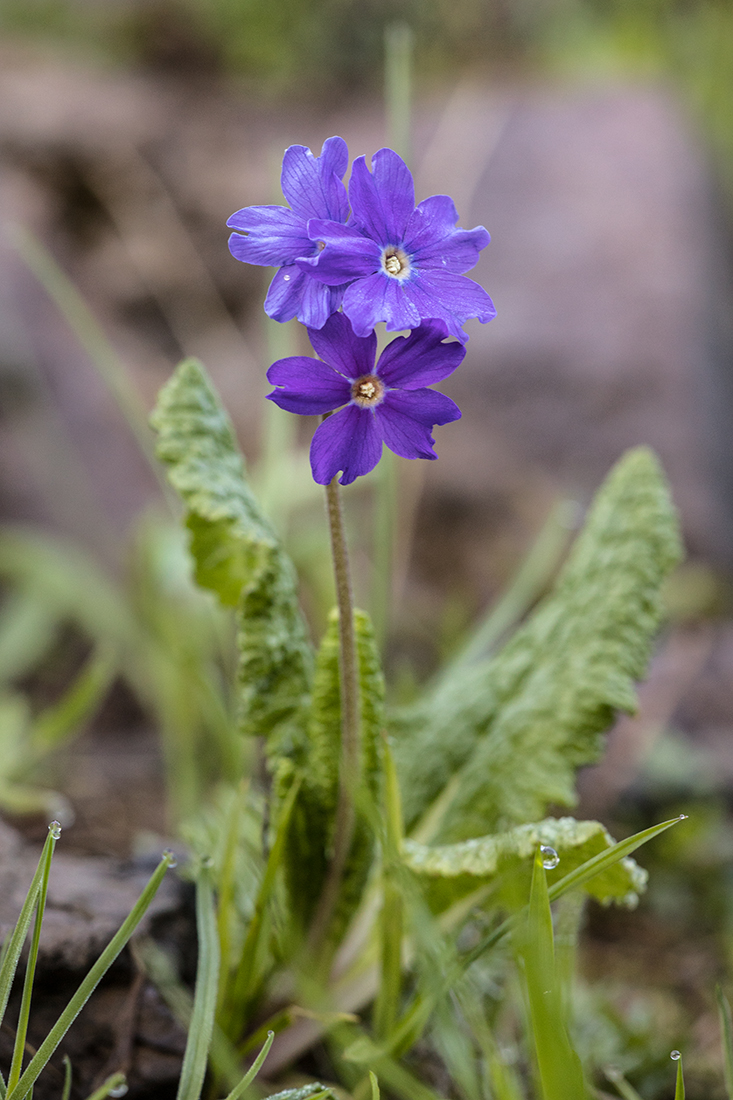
(717, 986, 733, 1100)
(402, 816, 647, 909)
(283, 607, 384, 941)
(393, 447, 682, 838)
(176, 864, 220, 1100)
(515, 850, 587, 1100)
(150, 358, 313, 740)
(674, 1055, 685, 1100)
(6, 853, 173, 1100)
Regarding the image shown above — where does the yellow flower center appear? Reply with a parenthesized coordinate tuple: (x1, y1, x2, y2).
(351, 374, 384, 407)
(382, 246, 410, 279)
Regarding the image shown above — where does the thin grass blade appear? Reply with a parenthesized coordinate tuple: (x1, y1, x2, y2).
(0, 823, 58, 1031)
(223, 1030, 274, 1100)
(602, 1066, 643, 1100)
(60, 1058, 72, 1100)
(717, 985, 733, 1099)
(176, 864, 220, 1100)
(374, 741, 405, 1039)
(7, 823, 57, 1093)
(6, 852, 173, 1100)
(674, 1056, 685, 1100)
(83, 1074, 126, 1100)
(516, 849, 586, 1100)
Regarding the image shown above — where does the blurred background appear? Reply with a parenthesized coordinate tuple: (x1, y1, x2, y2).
(2, 0, 733, 1095)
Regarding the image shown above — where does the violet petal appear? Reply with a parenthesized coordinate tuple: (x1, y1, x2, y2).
(267, 355, 351, 414)
(376, 388, 461, 460)
(280, 137, 349, 223)
(307, 312, 377, 379)
(298, 220, 381, 285)
(310, 405, 383, 485)
(404, 196, 490, 273)
(348, 149, 415, 244)
(342, 271, 422, 337)
(227, 206, 314, 266)
(376, 322, 466, 389)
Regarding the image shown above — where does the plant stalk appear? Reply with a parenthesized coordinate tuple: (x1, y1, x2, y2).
(308, 477, 362, 957)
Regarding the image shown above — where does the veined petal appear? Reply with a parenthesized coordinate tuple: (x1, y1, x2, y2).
(307, 312, 376, 379)
(267, 355, 351, 414)
(298, 220, 380, 285)
(349, 149, 415, 244)
(297, 275, 347, 329)
(405, 196, 491, 274)
(342, 272, 422, 337)
(376, 388, 461, 460)
(396, 271, 496, 342)
(281, 137, 349, 223)
(310, 405, 383, 485)
(264, 266, 307, 322)
(227, 206, 314, 266)
(377, 322, 466, 388)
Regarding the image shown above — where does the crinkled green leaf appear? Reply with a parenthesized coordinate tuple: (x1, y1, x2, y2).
(402, 816, 647, 909)
(284, 607, 384, 940)
(393, 447, 682, 837)
(150, 358, 313, 739)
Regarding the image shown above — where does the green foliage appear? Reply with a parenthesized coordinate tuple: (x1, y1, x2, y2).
(402, 816, 648, 910)
(393, 447, 682, 839)
(150, 358, 314, 742)
(283, 607, 384, 941)
(514, 850, 587, 1100)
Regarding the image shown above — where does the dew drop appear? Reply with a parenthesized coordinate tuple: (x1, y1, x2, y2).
(283, 274, 291, 281)
(162, 848, 178, 868)
(670, 1050, 681, 1061)
(540, 845, 559, 870)
(109, 1083, 128, 1098)
(49, 821, 62, 840)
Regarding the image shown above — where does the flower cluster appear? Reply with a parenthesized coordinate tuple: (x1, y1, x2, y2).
(228, 137, 494, 484)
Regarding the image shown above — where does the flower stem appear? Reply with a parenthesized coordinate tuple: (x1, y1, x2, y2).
(307, 477, 362, 958)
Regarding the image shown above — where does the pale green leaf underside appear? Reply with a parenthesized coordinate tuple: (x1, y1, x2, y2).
(150, 359, 313, 738)
(402, 816, 647, 907)
(394, 447, 682, 838)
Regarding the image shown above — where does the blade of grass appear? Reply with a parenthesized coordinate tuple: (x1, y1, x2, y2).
(717, 985, 733, 1100)
(0, 823, 58, 1032)
(10, 225, 170, 501)
(6, 821, 58, 1093)
(83, 1074, 126, 1100)
(31, 646, 116, 753)
(6, 852, 174, 1100)
(515, 848, 586, 1100)
(374, 741, 405, 1039)
(60, 1057, 72, 1100)
(450, 498, 576, 670)
(674, 1055, 685, 1100)
(223, 1030, 274, 1100)
(176, 863, 220, 1100)
(602, 1066, 643, 1100)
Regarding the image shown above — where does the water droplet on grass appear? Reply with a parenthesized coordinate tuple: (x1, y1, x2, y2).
(162, 848, 178, 868)
(49, 821, 62, 840)
(109, 1083, 128, 1097)
(540, 845, 559, 870)
(670, 1050, 681, 1061)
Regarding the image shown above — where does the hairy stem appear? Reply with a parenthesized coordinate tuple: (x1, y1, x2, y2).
(307, 476, 362, 958)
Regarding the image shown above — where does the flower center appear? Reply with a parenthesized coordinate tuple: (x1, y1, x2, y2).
(382, 246, 411, 279)
(351, 374, 385, 408)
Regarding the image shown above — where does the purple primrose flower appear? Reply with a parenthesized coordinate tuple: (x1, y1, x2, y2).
(297, 147, 496, 343)
(266, 312, 464, 486)
(227, 137, 350, 329)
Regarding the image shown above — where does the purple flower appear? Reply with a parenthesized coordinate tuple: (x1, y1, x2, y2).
(227, 137, 351, 329)
(266, 312, 464, 485)
(296, 148, 496, 343)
